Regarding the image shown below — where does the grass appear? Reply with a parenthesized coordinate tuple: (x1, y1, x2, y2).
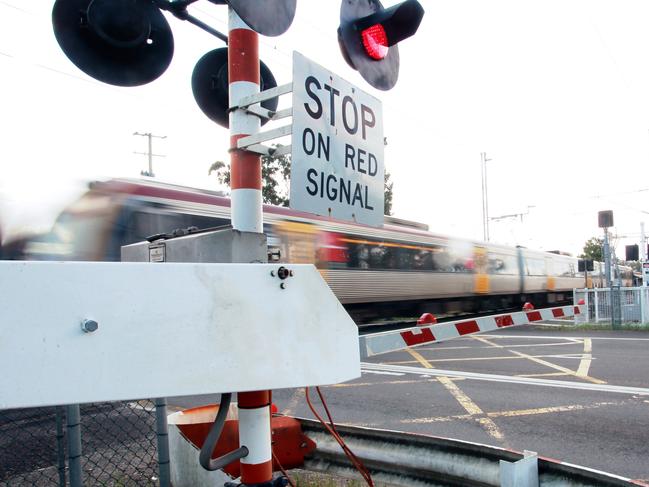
(544, 322, 649, 331)
(291, 472, 365, 486)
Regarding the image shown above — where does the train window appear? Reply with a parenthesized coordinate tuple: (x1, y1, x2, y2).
(526, 258, 546, 276)
(488, 252, 517, 275)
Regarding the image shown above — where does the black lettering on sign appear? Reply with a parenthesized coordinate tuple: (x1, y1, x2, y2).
(352, 183, 363, 207)
(361, 105, 375, 141)
(342, 96, 358, 136)
(306, 168, 318, 196)
(302, 128, 315, 155)
(324, 84, 340, 127)
(304, 76, 322, 119)
(368, 152, 378, 177)
(357, 149, 366, 174)
(340, 178, 351, 205)
(364, 185, 374, 210)
(302, 128, 330, 161)
(326, 174, 337, 200)
(345, 144, 355, 170)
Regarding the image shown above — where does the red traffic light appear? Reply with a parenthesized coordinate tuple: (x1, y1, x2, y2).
(338, 0, 425, 90)
(362, 24, 389, 60)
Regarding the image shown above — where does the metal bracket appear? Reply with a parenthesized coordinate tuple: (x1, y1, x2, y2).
(231, 83, 294, 155)
(500, 451, 539, 487)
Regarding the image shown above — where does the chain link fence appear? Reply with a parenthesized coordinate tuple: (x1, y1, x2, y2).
(574, 286, 649, 325)
(1, 400, 161, 487)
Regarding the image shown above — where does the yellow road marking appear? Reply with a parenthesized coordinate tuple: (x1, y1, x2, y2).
(473, 336, 607, 385)
(383, 353, 589, 366)
(509, 350, 607, 384)
(280, 388, 305, 416)
(488, 401, 620, 418)
(402, 400, 624, 424)
(415, 340, 580, 352)
(576, 338, 593, 378)
(437, 376, 505, 441)
(406, 348, 435, 368)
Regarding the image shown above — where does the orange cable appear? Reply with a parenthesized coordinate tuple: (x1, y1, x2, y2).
(305, 387, 374, 487)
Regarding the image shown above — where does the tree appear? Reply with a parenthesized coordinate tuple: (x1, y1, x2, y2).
(384, 171, 393, 216)
(210, 145, 395, 215)
(579, 237, 604, 262)
(209, 144, 290, 207)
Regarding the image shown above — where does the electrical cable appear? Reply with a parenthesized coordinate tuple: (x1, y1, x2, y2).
(271, 450, 296, 487)
(198, 393, 249, 471)
(305, 387, 374, 486)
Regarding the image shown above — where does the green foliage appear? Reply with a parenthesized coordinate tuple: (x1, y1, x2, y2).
(384, 170, 393, 216)
(579, 237, 604, 262)
(210, 146, 394, 215)
(209, 144, 290, 207)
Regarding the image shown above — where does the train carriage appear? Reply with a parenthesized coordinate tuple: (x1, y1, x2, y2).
(17, 178, 596, 323)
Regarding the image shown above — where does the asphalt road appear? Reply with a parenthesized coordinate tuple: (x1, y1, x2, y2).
(272, 325, 649, 483)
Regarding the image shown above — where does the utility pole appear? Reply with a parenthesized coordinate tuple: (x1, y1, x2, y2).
(133, 132, 166, 177)
(642, 222, 648, 287)
(480, 152, 492, 241)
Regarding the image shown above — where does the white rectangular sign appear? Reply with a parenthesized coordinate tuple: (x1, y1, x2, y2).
(291, 51, 384, 227)
(0, 261, 360, 408)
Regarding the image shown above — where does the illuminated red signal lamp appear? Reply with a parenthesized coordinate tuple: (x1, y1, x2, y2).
(362, 24, 389, 60)
(338, 0, 425, 90)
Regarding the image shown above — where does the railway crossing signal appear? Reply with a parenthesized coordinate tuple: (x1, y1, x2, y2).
(52, 0, 174, 86)
(338, 0, 425, 90)
(626, 244, 639, 262)
(208, 0, 297, 37)
(578, 259, 594, 272)
(192, 48, 278, 128)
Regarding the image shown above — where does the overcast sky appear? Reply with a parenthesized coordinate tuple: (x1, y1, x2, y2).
(1, 1, 649, 258)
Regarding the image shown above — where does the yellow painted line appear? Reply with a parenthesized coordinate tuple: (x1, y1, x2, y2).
(473, 335, 607, 385)
(406, 348, 435, 369)
(576, 338, 594, 378)
(402, 400, 624, 425)
(383, 353, 587, 366)
(488, 401, 621, 418)
(280, 388, 305, 416)
(437, 376, 505, 441)
(415, 341, 581, 351)
(509, 350, 607, 385)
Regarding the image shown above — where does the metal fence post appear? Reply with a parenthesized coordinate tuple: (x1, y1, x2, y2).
(155, 398, 171, 487)
(584, 289, 590, 322)
(66, 404, 83, 487)
(594, 288, 599, 323)
(56, 407, 67, 487)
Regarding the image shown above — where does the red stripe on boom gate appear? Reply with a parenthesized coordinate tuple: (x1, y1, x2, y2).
(400, 328, 435, 346)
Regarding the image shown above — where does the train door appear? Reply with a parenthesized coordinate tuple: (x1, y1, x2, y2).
(545, 257, 556, 291)
(274, 221, 319, 264)
(473, 246, 490, 294)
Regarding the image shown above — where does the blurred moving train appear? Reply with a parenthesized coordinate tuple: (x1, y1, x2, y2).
(10, 178, 633, 323)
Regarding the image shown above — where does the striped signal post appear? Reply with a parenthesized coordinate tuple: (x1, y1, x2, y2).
(228, 8, 273, 485)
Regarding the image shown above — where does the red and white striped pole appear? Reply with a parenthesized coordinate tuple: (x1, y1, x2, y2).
(228, 8, 273, 485)
(229, 7, 262, 233)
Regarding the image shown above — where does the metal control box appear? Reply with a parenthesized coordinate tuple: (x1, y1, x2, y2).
(121, 227, 267, 264)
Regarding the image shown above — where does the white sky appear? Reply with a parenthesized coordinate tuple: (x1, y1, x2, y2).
(1, 1, 649, 258)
